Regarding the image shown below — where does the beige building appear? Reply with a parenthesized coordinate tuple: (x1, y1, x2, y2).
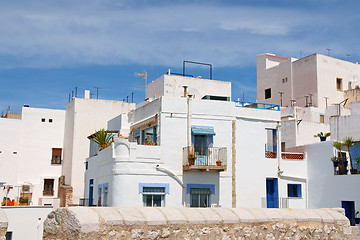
(257, 53, 360, 109)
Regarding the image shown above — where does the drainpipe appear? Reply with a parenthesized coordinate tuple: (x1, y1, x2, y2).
(186, 92, 192, 149)
(276, 121, 281, 174)
(290, 59, 294, 106)
(156, 165, 184, 188)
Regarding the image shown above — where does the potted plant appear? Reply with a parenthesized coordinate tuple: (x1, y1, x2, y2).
(331, 156, 339, 168)
(188, 151, 197, 166)
(92, 128, 114, 151)
(216, 160, 222, 166)
(19, 196, 28, 206)
(314, 132, 331, 142)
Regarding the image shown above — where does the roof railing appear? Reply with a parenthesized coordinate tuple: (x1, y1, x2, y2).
(234, 100, 280, 111)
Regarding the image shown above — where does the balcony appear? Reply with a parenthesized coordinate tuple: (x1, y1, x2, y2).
(235, 100, 280, 111)
(183, 146, 227, 171)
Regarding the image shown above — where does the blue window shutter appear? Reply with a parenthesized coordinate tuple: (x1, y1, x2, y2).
(273, 129, 277, 153)
(191, 134, 195, 145)
(208, 135, 213, 146)
(297, 184, 302, 198)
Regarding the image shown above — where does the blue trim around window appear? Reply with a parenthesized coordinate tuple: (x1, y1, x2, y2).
(139, 183, 169, 194)
(287, 184, 302, 198)
(191, 125, 216, 135)
(186, 184, 215, 195)
(97, 182, 109, 190)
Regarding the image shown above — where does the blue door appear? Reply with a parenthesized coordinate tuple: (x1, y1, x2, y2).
(89, 179, 94, 206)
(342, 201, 355, 226)
(266, 178, 279, 208)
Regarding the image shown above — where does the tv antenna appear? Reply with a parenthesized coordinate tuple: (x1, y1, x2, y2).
(94, 87, 102, 99)
(135, 70, 148, 98)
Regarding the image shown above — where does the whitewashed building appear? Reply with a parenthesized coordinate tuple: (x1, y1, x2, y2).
(256, 52, 360, 226)
(84, 74, 307, 209)
(0, 106, 65, 207)
(61, 91, 135, 205)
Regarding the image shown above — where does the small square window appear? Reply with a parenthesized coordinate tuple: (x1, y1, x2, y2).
(320, 115, 325, 123)
(265, 88, 271, 99)
(49, 119, 53, 123)
(41, 118, 45, 122)
(336, 78, 342, 91)
(288, 184, 301, 198)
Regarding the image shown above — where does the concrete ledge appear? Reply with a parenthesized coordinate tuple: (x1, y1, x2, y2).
(43, 207, 359, 240)
(0, 209, 8, 240)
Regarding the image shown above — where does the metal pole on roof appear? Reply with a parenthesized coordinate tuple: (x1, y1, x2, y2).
(279, 92, 284, 107)
(326, 48, 331, 56)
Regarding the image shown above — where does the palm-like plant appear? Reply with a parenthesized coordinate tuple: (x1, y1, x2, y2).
(343, 137, 355, 170)
(92, 128, 114, 150)
(333, 141, 343, 159)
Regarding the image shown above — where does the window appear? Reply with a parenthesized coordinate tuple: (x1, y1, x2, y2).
(49, 119, 53, 123)
(51, 148, 62, 164)
(98, 187, 102, 206)
(142, 187, 165, 207)
(134, 129, 140, 144)
(190, 188, 210, 207)
(43, 179, 54, 196)
(281, 142, 286, 152)
(265, 88, 271, 99)
(191, 126, 215, 166)
(336, 78, 342, 91)
(287, 184, 301, 198)
(320, 114, 325, 123)
(139, 183, 169, 207)
(103, 184, 108, 206)
(141, 126, 157, 145)
(89, 179, 94, 206)
(41, 118, 45, 122)
(265, 129, 277, 158)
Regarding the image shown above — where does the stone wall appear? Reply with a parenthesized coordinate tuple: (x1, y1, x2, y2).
(0, 209, 8, 240)
(43, 207, 359, 240)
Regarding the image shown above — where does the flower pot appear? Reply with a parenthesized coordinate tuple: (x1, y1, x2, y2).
(216, 161, 222, 166)
(320, 136, 327, 142)
(188, 159, 195, 166)
(351, 169, 358, 174)
(333, 161, 339, 168)
(342, 160, 348, 168)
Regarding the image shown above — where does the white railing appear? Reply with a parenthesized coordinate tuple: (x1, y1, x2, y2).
(261, 197, 289, 208)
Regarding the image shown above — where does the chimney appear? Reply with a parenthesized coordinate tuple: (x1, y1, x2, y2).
(84, 90, 90, 99)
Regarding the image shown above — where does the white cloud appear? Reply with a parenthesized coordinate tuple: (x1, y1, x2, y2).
(0, 1, 359, 68)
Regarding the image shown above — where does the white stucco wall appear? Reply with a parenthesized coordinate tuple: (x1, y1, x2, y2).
(0, 107, 65, 206)
(2, 206, 53, 240)
(306, 141, 360, 210)
(62, 98, 135, 204)
(147, 75, 231, 100)
(330, 101, 360, 140)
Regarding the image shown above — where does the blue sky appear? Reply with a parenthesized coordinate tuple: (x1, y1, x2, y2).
(1, 0, 360, 112)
